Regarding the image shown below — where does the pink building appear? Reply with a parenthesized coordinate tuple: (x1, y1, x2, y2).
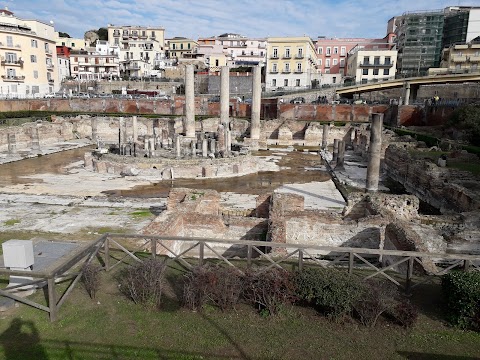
(315, 35, 395, 75)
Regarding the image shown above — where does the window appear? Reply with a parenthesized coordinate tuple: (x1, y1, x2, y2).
(272, 79, 276, 86)
(32, 85, 39, 94)
(33, 70, 38, 79)
(180, 44, 183, 50)
(142, 30, 146, 36)
(325, 59, 330, 68)
(188, 43, 191, 49)
(361, 79, 368, 84)
(151, 31, 155, 37)
(363, 56, 369, 64)
(31, 39, 38, 48)
(383, 69, 389, 75)
(71, 43, 75, 47)
(297, 48, 303, 58)
(6, 35, 13, 47)
(45, 43, 50, 52)
(318, 47, 323, 55)
(6, 52, 16, 62)
(340, 47, 346, 56)
(373, 69, 379, 75)
(296, 79, 300, 86)
(374, 57, 380, 65)
(273, 48, 278, 58)
(333, 47, 338, 54)
(362, 69, 368, 75)
(285, 48, 290, 58)
(272, 63, 277, 72)
(296, 63, 302, 72)
(340, 58, 345, 67)
(284, 79, 288, 87)
(30, 55, 37, 63)
(385, 56, 391, 65)
(215, 59, 219, 66)
(333, 59, 338, 66)
(7, 68, 15, 78)
(318, 59, 322, 66)
(285, 63, 290, 72)
(326, 47, 331, 55)
(332, 77, 336, 83)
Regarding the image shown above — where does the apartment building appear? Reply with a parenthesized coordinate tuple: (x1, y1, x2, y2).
(0, 8, 59, 98)
(166, 37, 197, 59)
(346, 44, 397, 84)
(56, 45, 71, 82)
(440, 41, 480, 73)
(55, 34, 88, 51)
(265, 36, 318, 91)
(69, 48, 120, 81)
(107, 24, 165, 78)
(443, 6, 480, 48)
(390, 10, 445, 77)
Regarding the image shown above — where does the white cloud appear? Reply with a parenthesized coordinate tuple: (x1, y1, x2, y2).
(5, 0, 458, 40)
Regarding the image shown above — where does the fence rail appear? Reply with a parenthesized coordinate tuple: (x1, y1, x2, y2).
(0, 233, 479, 322)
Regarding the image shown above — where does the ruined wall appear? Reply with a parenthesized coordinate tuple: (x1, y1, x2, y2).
(277, 104, 388, 122)
(384, 145, 480, 214)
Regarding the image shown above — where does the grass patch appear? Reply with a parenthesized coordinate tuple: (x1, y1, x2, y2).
(3, 219, 21, 226)
(130, 209, 154, 218)
(0, 264, 478, 360)
(448, 162, 480, 176)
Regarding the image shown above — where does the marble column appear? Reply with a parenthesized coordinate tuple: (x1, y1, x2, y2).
(185, 64, 195, 138)
(250, 65, 261, 140)
(321, 124, 329, 149)
(332, 138, 339, 163)
(366, 113, 384, 192)
(220, 66, 230, 126)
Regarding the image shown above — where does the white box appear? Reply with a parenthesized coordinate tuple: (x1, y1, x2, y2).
(2, 240, 34, 268)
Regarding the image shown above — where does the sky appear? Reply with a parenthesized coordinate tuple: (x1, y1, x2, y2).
(0, 0, 471, 40)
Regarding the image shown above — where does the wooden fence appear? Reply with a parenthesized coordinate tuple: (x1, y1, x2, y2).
(0, 233, 479, 322)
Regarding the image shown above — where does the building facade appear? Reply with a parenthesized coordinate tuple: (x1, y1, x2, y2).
(0, 8, 59, 98)
(440, 41, 480, 73)
(107, 24, 165, 78)
(55, 34, 88, 52)
(391, 10, 445, 77)
(265, 36, 318, 91)
(443, 6, 480, 48)
(346, 45, 397, 84)
(166, 37, 197, 59)
(69, 49, 120, 81)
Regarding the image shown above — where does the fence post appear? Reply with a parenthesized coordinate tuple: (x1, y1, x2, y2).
(463, 259, 471, 271)
(298, 249, 303, 271)
(247, 245, 252, 268)
(348, 251, 354, 275)
(199, 242, 204, 266)
(48, 277, 57, 322)
(405, 256, 414, 294)
(104, 237, 110, 272)
(151, 239, 157, 258)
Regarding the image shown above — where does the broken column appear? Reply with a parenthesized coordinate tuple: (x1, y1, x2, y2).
(7, 134, 16, 154)
(175, 135, 181, 158)
(31, 127, 40, 151)
(220, 66, 230, 126)
(202, 138, 208, 157)
(185, 64, 196, 138)
(132, 116, 138, 144)
(250, 65, 261, 140)
(149, 138, 155, 157)
(91, 118, 98, 142)
(210, 138, 216, 155)
(336, 140, 345, 170)
(191, 140, 196, 157)
(366, 113, 384, 192)
(332, 138, 339, 163)
(321, 124, 329, 149)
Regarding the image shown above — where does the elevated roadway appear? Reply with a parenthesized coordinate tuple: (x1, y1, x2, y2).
(336, 73, 480, 105)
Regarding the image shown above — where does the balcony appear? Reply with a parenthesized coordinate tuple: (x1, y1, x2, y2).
(45, 49, 53, 56)
(452, 55, 467, 62)
(269, 69, 278, 74)
(325, 52, 331, 57)
(270, 55, 279, 59)
(359, 61, 394, 68)
(1, 75, 25, 82)
(48, 78, 54, 84)
(469, 55, 480, 62)
(258, 44, 266, 49)
(0, 42, 21, 50)
(282, 54, 291, 59)
(282, 69, 291, 73)
(47, 63, 54, 70)
(294, 69, 303, 73)
(113, 32, 120, 37)
(295, 54, 304, 59)
(1, 59, 23, 67)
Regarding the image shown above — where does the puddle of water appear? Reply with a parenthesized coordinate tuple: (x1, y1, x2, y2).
(104, 151, 331, 198)
(0, 146, 95, 186)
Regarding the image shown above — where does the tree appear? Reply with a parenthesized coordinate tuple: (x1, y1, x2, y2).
(97, 27, 108, 41)
(448, 105, 480, 146)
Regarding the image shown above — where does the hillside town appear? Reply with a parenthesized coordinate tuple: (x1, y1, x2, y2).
(0, 5, 479, 98)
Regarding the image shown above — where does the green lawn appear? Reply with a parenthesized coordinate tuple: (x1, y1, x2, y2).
(0, 265, 479, 360)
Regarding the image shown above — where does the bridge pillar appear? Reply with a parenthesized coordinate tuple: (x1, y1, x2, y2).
(404, 82, 411, 106)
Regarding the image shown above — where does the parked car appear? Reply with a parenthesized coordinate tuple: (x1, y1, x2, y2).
(208, 95, 220, 102)
(353, 99, 367, 105)
(290, 97, 305, 104)
(44, 93, 55, 98)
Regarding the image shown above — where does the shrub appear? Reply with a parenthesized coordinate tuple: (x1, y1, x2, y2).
(183, 265, 243, 311)
(442, 271, 480, 329)
(243, 268, 297, 316)
(81, 263, 101, 299)
(294, 268, 363, 319)
(390, 300, 418, 329)
(119, 258, 167, 309)
(354, 280, 398, 327)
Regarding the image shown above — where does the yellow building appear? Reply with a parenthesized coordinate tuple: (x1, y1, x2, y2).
(440, 42, 480, 73)
(0, 8, 59, 98)
(55, 35, 88, 51)
(266, 36, 319, 91)
(166, 37, 197, 59)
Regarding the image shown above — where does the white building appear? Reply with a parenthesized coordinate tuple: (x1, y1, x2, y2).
(57, 55, 70, 83)
(0, 7, 59, 98)
(346, 45, 397, 84)
(70, 47, 120, 81)
(107, 24, 165, 78)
